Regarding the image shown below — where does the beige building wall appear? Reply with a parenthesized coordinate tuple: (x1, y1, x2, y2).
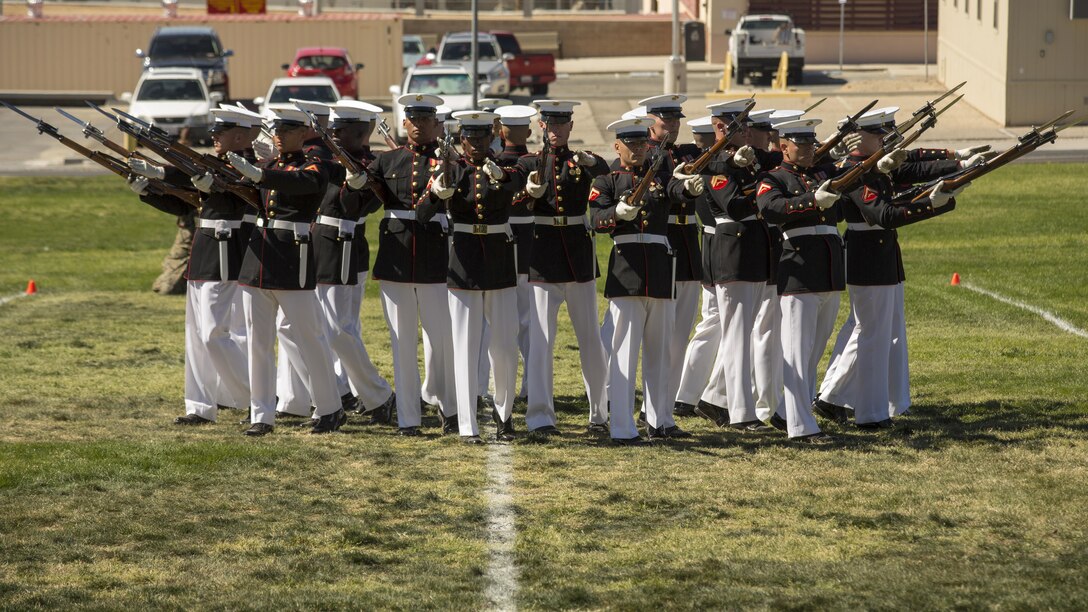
(939, 0, 1088, 126)
(0, 15, 403, 101)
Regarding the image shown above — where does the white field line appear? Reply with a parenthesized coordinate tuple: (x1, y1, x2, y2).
(0, 292, 30, 306)
(484, 443, 519, 612)
(960, 281, 1088, 339)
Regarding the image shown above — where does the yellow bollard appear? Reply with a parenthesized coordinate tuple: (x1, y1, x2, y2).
(719, 52, 733, 93)
(772, 51, 789, 91)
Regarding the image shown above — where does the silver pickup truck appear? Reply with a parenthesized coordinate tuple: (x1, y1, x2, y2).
(436, 32, 511, 97)
(727, 14, 805, 85)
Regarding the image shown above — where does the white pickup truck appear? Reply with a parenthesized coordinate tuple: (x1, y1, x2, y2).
(727, 14, 805, 85)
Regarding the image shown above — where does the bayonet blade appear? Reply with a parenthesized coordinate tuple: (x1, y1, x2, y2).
(803, 97, 827, 114)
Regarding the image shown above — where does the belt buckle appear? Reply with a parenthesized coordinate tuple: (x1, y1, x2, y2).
(676, 214, 687, 225)
(553, 216, 567, 227)
(472, 223, 487, 235)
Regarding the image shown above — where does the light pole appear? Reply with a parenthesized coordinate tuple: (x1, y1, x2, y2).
(471, 0, 479, 109)
(838, 0, 846, 73)
(663, 0, 686, 93)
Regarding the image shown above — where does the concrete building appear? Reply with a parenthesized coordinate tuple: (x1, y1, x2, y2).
(939, 0, 1088, 125)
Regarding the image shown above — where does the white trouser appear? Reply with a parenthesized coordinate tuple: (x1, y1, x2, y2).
(316, 282, 393, 410)
(599, 304, 613, 361)
(243, 286, 341, 425)
(478, 319, 492, 397)
(183, 280, 249, 420)
(608, 297, 675, 439)
(779, 291, 840, 438)
(449, 287, 519, 436)
(713, 281, 763, 424)
(275, 308, 345, 416)
(752, 282, 783, 422)
(515, 273, 532, 397)
(380, 281, 456, 428)
(675, 286, 722, 406)
(889, 282, 911, 415)
(668, 280, 701, 405)
(526, 281, 609, 430)
(819, 284, 896, 425)
(229, 289, 248, 370)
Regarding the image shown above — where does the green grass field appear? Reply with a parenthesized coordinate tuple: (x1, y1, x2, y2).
(2, 166, 1087, 609)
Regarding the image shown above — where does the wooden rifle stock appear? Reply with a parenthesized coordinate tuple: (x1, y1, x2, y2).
(300, 109, 395, 206)
(812, 99, 878, 163)
(682, 99, 757, 174)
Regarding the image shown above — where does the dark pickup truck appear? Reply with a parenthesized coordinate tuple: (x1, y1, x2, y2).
(492, 31, 556, 96)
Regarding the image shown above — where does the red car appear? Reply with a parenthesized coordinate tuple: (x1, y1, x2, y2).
(281, 47, 363, 99)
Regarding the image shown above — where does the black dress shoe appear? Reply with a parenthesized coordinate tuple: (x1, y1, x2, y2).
(174, 413, 212, 425)
(792, 432, 834, 445)
(529, 425, 562, 436)
(813, 397, 849, 424)
(673, 401, 697, 417)
(364, 392, 396, 425)
(493, 408, 516, 441)
(612, 436, 650, 446)
(244, 423, 274, 437)
(440, 411, 459, 435)
(340, 393, 360, 414)
(311, 409, 347, 434)
(664, 425, 692, 438)
(275, 410, 308, 420)
(743, 421, 774, 432)
(695, 400, 729, 427)
(585, 422, 609, 435)
(462, 435, 484, 445)
(398, 426, 422, 436)
(856, 418, 895, 430)
(769, 413, 788, 432)
(730, 419, 767, 431)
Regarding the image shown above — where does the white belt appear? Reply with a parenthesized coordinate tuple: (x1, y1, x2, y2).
(317, 215, 357, 235)
(508, 216, 535, 225)
(197, 218, 244, 231)
(783, 225, 839, 241)
(703, 215, 757, 234)
(257, 218, 311, 237)
(847, 222, 886, 232)
(668, 214, 696, 225)
(613, 233, 670, 248)
(452, 222, 512, 236)
(533, 215, 586, 227)
(242, 214, 258, 224)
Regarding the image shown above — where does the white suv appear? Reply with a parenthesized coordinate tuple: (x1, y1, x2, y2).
(122, 68, 221, 145)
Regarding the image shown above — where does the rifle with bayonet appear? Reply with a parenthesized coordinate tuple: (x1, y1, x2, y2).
(812, 99, 879, 163)
(828, 88, 964, 194)
(681, 99, 757, 175)
(377, 118, 399, 150)
(904, 110, 1078, 204)
(804, 97, 828, 114)
(298, 108, 394, 206)
(2, 102, 200, 207)
(627, 134, 672, 208)
(92, 104, 260, 207)
(54, 107, 155, 163)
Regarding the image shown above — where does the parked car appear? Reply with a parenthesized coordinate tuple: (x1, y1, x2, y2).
(491, 31, 556, 96)
(136, 26, 233, 99)
(402, 35, 426, 71)
(281, 47, 363, 99)
(254, 76, 341, 117)
(388, 65, 475, 141)
(434, 32, 510, 97)
(121, 68, 222, 146)
(727, 14, 805, 85)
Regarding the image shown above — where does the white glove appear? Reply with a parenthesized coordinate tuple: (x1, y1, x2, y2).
(733, 145, 756, 167)
(829, 132, 863, 160)
(226, 151, 263, 183)
(814, 180, 839, 210)
(930, 180, 971, 208)
(955, 144, 991, 160)
(430, 174, 455, 200)
(572, 151, 596, 167)
(525, 170, 546, 199)
(128, 176, 149, 196)
(252, 138, 276, 162)
(128, 158, 165, 180)
(961, 151, 997, 169)
(877, 148, 908, 175)
(483, 159, 504, 181)
(615, 196, 640, 221)
(345, 170, 368, 190)
(190, 173, 215, 194)
(684, 175, 705, 196)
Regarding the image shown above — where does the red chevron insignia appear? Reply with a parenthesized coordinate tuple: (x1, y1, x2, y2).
(757, 182, 772, 197)
(588, 187, 601, 201)
(862, 186, 878, 203)
(710, 175, 730, 190)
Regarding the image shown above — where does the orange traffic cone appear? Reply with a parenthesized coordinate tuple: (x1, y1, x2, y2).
(950, 273, 961, 286)
(25, 279, 37, 295)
